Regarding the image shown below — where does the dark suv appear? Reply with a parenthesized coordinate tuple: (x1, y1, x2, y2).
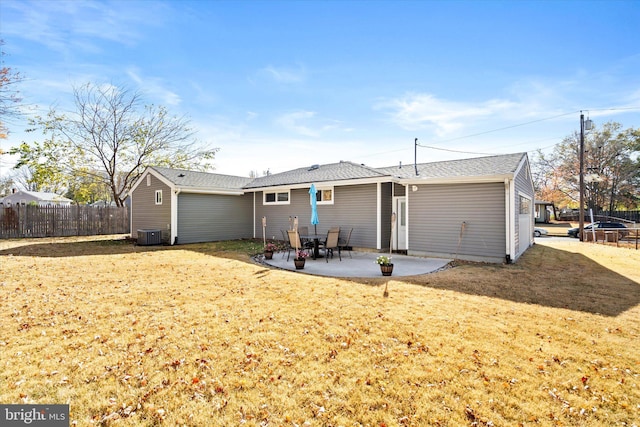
(567, 221, 628, 239)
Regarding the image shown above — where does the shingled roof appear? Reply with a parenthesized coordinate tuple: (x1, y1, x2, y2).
(151, 166, 253, 191)
(377, 153, 527, 180)
(146, 153, 527, 193)
(243, 161, 390, 189)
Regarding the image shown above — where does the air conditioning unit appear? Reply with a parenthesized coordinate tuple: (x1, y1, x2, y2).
(137, 229, 162, 246)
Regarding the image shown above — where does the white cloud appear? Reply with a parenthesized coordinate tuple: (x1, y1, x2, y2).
(377, 93, 520, 136)
(2, 0, 164, 55)
(127, 68, 182, 106)
(251, 64, 307, 85)
(276, 111, 319, 137)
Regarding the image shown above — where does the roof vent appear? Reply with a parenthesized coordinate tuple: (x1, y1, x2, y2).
(308, 164, 319, 171)
(177, 173, 185, 178)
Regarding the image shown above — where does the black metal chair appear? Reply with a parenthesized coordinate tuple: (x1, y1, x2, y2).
(320, 228, 341, 262)
(280, 229, 292, 258)
(338, 227, 353, 258)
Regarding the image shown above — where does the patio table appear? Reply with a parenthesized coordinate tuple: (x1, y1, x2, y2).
(300, 233, 324, 259)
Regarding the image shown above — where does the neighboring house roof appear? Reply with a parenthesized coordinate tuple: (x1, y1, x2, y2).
(151, 166, 254, 191)
(377, 153, 527, 181)
(243, 161, 390, 189)
(0, 190, 73, 203)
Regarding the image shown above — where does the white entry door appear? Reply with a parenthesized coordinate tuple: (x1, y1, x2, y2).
(394, 197, 407, 250)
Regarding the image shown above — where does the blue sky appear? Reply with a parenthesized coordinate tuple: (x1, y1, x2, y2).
(1, 0, 639, 178)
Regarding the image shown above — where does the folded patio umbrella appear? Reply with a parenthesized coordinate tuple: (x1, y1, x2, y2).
(309, 184, 319, 234)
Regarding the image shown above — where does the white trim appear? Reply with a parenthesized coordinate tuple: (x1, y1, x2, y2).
(400, 174, 512, 185)
(171, 189, 180, 245)
(505, 178, 516, 262)
(246, 176, 397, 193)
(178, 187, 245, 196)
(376, 182, 381, 250)
(405, 184, 410, 251)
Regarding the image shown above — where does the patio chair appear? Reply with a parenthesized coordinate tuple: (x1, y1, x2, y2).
(280, 229, 292, 258)
(298, 226, 311, 247)
(286, 229, 311, 261)
(338, 227, 353, 258)
(320, 228, 341, 262)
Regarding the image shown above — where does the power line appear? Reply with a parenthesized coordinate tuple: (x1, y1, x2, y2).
(414, 106, 640, 157)
(428, 111, 579, 145)
(416, 143, 495, 156)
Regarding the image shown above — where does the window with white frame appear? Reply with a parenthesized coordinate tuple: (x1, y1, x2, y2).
(155, 190, 163, 205)
(263, 190, 290, 205)
(314, 187, 334, 205)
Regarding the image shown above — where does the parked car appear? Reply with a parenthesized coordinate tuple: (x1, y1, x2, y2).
(567, 222, 628, 239)
(534, 227, 548, 237)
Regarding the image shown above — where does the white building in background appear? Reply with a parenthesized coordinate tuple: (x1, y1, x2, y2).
(0, 189, 73, 206)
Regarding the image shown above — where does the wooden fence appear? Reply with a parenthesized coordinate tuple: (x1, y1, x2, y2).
(0, 205, 130, 239)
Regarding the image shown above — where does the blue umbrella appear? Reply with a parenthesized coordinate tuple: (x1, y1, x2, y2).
(309, 184, 319, 234)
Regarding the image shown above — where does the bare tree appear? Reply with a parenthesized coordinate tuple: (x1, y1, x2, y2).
(532, 122, 640, 211)
(0, 40, 25, 143)
(12, 82, 218, 206)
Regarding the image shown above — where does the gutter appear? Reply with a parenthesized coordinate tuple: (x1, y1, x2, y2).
(400, 174, 512, 186)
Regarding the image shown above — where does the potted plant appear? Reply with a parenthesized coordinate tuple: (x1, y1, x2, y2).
(264, 242, 278, 259)
(375, 255, 394, 276)
(293, 250, 309, 269)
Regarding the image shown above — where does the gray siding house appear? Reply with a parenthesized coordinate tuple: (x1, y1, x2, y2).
(129, 167, 253, 244)
(129, 153, 535, 263)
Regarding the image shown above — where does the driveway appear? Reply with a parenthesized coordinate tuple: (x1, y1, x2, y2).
(260, 251, 452, 278)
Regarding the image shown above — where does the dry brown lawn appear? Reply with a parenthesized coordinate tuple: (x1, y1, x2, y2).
(1, 236, 638, 426)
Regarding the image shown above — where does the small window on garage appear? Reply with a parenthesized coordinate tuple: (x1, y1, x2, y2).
(519, 195, 530, 214)
(155, 190, 163, 205)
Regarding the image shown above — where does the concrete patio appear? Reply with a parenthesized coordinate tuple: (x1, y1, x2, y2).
(260, 250, 452, 278)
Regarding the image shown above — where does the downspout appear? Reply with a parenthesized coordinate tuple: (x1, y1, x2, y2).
(391, 183, 395, 251)
(171, 189, 181, 245)
(129, 194, 134, 238)
(376, 182, 381, 250)
(405, 184, 410, 253)
(252, 192, 256, 239)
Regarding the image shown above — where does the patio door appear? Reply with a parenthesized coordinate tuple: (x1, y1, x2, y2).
(394, 197, 407, 250)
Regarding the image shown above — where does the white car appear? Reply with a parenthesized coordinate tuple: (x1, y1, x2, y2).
(534, 227, 548, 237)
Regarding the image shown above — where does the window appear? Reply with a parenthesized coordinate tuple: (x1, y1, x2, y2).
(519, 196, 530, 214)
(155, 190, 163, 205)
(147, 175, 151, 186)
(264, 190, 289, 205)
(315, 187, 334, 205)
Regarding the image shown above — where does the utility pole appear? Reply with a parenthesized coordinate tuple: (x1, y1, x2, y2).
(578, 112, 593, 242)
(579, 113, 585, 241)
